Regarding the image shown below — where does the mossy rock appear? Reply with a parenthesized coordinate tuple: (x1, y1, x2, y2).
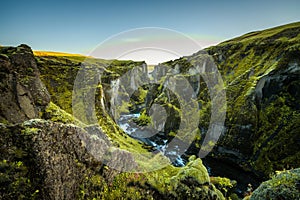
(171, 156, 210, 185)
(43, 101, 83, 125)
(210, 176, 237, 197)
(250, 168, 300, 200)
(167, 156, 224, 200)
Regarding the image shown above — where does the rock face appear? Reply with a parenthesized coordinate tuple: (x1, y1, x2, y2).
(0, 120, 101, 200)
(0, 44, 50, 124)
(205, 23, 300, 177)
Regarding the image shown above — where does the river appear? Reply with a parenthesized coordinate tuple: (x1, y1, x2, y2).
(117, 113, 262, 197)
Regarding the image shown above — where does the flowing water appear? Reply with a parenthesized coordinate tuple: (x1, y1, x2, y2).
(117, 113, 262, 197)
(117, 113, 186, 166)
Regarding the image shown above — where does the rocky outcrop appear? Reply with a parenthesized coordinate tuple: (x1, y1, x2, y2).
(0, 120, 101, 199)
(168, 156, 224, 200)
(0, 118, 157, 200)
(145, 156, 225, 200)
(0, 44, 50, 124)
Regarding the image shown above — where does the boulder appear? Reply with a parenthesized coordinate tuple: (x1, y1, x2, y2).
(250, 168, 300, 200)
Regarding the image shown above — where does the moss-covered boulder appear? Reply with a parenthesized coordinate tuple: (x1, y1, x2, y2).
(249, 168, 300, 200)
(167, 156, 224, 199)
(144, 155, 224, 199)
(210, 176, 237, 198)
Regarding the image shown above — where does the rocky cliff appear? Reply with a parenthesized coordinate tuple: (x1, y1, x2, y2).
(141, 22, 300, 181)
(206, 22, 300, 178)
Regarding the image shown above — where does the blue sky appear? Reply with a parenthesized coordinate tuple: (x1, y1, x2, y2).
(1, 0, 300, 57)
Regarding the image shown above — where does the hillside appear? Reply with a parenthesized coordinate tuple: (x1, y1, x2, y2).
(205, 22, 300, 177)
(143, 22, 300, 195)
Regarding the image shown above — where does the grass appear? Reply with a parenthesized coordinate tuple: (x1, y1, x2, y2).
(221, 21, 300, 44)
(33, 50, 89, 58)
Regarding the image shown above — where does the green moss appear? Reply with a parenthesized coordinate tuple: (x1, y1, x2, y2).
(251, 99, 300, 176)
(43, 102, 84, 125)
(210, 176, 237, 197)
(250, 168, 300, 200)
(0, 118, 10, 124)
(133, 110, 152, 126)
(79, 172, 154, 200)
(167, 157, 224, 199)
(172, 156, 210, 185)
(221, 22, 300, 44)
(144, 156, 224, 199)
(0, 154, 41, 199)
(117, 100, 131, 115)
(168, 131, 176, 137)
(146, 164, 179, 194)
(96, 112, 148, 154)
(21, 127, 40, 136)
(130, 87, 148, 106)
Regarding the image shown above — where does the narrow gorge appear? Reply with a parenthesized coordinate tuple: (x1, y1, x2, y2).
(0, 22, 300, 200)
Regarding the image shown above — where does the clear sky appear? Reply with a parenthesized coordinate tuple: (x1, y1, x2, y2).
(1, 0, 300, 61)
